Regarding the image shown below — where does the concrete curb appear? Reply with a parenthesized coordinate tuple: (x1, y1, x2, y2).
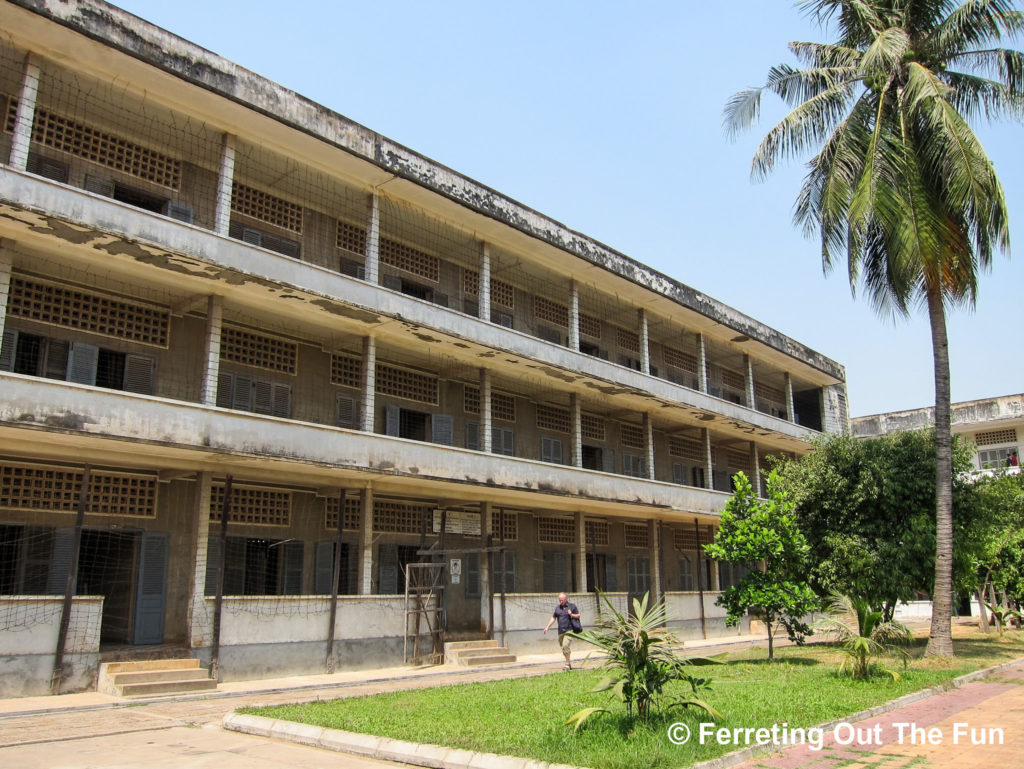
(223, 655, 1024, 769)
(222, 712, 581, 769)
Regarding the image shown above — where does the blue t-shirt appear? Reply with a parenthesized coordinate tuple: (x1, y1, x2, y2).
(552, 602, 579, 634)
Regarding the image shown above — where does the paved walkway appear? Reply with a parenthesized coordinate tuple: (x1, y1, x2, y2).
(0, 630, 1021, 769)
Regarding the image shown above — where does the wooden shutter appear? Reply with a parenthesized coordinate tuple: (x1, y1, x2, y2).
(0, 329, 15, 371)
(465, 421, 480, 450)
(66, 342, 99, 385)
(224, 537, 246, 595)
(46, 527, 75, 595)
(204, 535, 221, 596)
(381, 275, 402, 291)
(385, 405, 401, 437)
(216, 371, 233, 408)
(253, 379, 273, 415)
(378, 543, 399, 594)
(84, 174, 114, 197)
(602, 448, 616, 474)
(604, 554, 618, 592)
(163, 201, 194, 224)
(336, 395, 358, 428)
(431, 414, 454, 445)
(314, 541, 334, 594)
(132, 532, 168, 644)
(44, 339, 70, 380)
(281, 541, 304, 595)
(541, 437, 563, 464)
(271, 383, 291, 418)
(241, 227, 263, 246)
(232, 374, 253, 412)
(542, 550, 567, 593)
(464, 552, 481, 599)
(122, 354, 156, 394)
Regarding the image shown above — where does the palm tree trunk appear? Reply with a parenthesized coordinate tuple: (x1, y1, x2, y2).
(925, 289, 954, 657)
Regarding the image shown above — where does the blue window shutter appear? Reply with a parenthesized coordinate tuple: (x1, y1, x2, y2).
(132, 532, 168, 644)
(47, 527, 75, 595)
(281, 541, 304, 594)
(44, 339, 70, 380)
(605, 554, 618, 592)
(336, 395, 358, 428)
(224, 537, 246, 595)
(204, 535, 221, 596)
(378, 543, 398, 594)
(385, 405, 401, 437)
(253, 379, 274, 415)
(123, 354, 156, 394)
(464, 552, 481, 599)
(315, 541, 335, 594)
(216, 371, 233, 408)
(431, 414, 454, 445)
(271, 383, 292, 418)
(0, 329, 16, 371)
(232, 374, 253, 412)
(465, 421, 479, 450)
(66, 342, 99, 385)
(602, 448, 616, 474)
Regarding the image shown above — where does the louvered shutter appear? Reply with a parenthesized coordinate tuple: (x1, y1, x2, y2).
(163, 201, 194, 224)
(315, 542, 335, 594)
(66, 342, 99, 385)
(271, 383, 291, 418)
(672, 462, 686, 485)
(47, 528, 76, 595)
(381, 275, 402, 291)
(336, 395, 357, 428)
(281, 541, 304, 595)
(241, 227, 263, 246)
(0, 329, 15, 371)
(224, 537, 246, 595)
(378, 543, 399, 594)
(542, 550, 566, 593)
(385, 405, 401, 437)
(542, 437, 563, 464)
(602, 448, 616, 474)
(465, 422, 480, 450)
(232, 374, 253, 411)
(204, 535, 221, 596)
(216, 371, 233, 408)
(253, 379, 273, 415)
(604, 554, 618, 592)
(464, 552, 481, 599)
(84, 174, 114, 197)
(122, 354, 156, 394)
(132, 532, 168, 644)
(431, 414, 454, 445)
(44, 339, 69, 380)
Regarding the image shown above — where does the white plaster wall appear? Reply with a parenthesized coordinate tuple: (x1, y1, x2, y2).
(0, 596, 103, 655)
(663, 591, 728, 623)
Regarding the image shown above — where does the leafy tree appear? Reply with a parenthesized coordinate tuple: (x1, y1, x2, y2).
(773, 430, 979, 618)
(565, 591, 720, 729)
(963, 471, 1024, 623)
(815, 593, 913, 679)
(725, 0, 1023, 658)
(705, 471, 819, 660)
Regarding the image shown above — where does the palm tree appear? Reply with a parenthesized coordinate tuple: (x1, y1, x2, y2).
(725, 0, 1023, 657)
(815, 593, 913, 679)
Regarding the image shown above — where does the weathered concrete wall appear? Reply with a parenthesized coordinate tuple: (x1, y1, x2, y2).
(0, 596, 102, 696)
(5, 0, 845, 382)
(852, 393, 1024, 439)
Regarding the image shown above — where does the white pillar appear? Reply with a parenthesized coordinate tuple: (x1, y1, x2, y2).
(365, 191, 380, 285)
(639, 310, 650, 375)
(186, 472, 213, 648)
(696, 333, 708, 393)
(702, 428, 713, 490)
(750, 441, 761, 497)
(478, 243, 491, 322)
(213, 134, 236, 236)
(199, 295, 223, 406)
(9, 54, 41, 170)
(575, 512, 588, 594)
(0, 249, 12, 343)
(785, 373, 795, 423)
(744, 355, 755, 409)
(480, 502, 492, 631)
(480, 368, 493, 453)
(361, 337, 376, 432)
(359, 486, 374, 595)
(643, 412, 656, 480)
(570, 394, 582, 468)
(568, 282, 580, 351)
(649, 519, 662, 601)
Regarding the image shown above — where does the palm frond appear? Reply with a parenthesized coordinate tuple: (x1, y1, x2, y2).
(859, 25, 910, 75)
(789, 40, 864, 69)
(941, 68, 1024, 121)
(927, 0, 1024, 59)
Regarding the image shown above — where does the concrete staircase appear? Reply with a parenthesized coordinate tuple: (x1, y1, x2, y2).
(444, 639, 516, 666)
(98, 658, 217, 698)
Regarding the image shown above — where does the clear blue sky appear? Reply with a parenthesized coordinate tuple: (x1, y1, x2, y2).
(116, 0, 1023, 417)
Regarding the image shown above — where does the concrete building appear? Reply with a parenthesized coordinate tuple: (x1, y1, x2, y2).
(0, 0, 848, 696)
(852, 394, 1023, 473)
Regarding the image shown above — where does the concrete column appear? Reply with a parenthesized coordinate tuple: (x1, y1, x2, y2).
(744, 355, 756, 409)
(478, 242, 491, 322)
(480, 368, 493, 453)
(358, 486, 374, 594)
(696, 333, 708, 393)
(750, 441, 761, 497)
(638, 309, 650, 375)
(643, 412, 656, 480)
(360, 336, 376, 432)
(784, 373, 795, 423)
(0, 249, 12, 343)
(568, 281, 580, 351)
(569, 394, 583, 468)
(480, 502, 492, 632)
(186, 472, 213, 648)
(9, 54, 41, 170)
(365, 191, 381, 285)
(702, 427, 714, 490)
(575, 512, 588, 595)
(213, 134, 236, 236)
(199, 295, 223, 406)
(649, 519, 662, 601)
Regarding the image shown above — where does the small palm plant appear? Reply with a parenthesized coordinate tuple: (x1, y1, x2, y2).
(984, 603, 1022, 637)
(814, 594, 913, 680)
(565, 591, 721, 730)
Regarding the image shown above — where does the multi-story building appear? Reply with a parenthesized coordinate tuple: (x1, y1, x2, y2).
(853, 394, 1023, 474)
(0, 0, 848, 696)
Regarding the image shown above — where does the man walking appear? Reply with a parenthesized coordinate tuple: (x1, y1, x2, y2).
(543, 592, 581, 670)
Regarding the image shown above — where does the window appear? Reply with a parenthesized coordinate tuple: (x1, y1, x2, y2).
(622, 453, 646, 478)
(383, 406, 430, 441)
(542, 550, 572, 593)
(580, 341, 607, 359)
(336, 395, 359, 428)
(581, 445, 605, 472)
(1, 330, 156, 395)
(314, 541, 357, 595)
(979, 447, 1019, 469)
(490, 549, 516, 593)
(541, 436, 563, 464)
(228, 221, 301, 258)
(492, 427, 515, 456)
(585, 553, 617, 592)
(679, 555, 693, 591)
(216, 371, 292, 418)
(205, 536, 303, 596)
(626, 555, 650, 595)
(377, 543, 422, 594)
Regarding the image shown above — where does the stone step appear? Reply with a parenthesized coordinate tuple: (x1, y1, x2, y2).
(458, 654, 517, 666)
(444, 639, 499, 653)
(102, 658, 200, 675)
(111, 668, 211, 686)
(453, 647, 512, 658)
(117, 677, 219, 697)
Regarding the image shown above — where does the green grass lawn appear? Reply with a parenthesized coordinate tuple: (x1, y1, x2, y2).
(244, 631, 1024, 769)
